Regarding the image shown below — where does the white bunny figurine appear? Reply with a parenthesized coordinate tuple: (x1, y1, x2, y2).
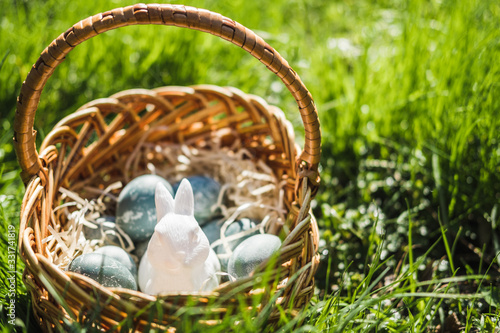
(138, 178, 221, 295)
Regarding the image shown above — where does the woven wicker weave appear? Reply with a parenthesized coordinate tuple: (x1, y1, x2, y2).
(14, 4, 322, 331)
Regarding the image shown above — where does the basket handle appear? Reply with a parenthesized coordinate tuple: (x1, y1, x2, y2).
(14, 3, 321, 184)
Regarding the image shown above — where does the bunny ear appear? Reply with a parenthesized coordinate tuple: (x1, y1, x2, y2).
(155, 183, 174, 223)
(174, 178, 194, 216)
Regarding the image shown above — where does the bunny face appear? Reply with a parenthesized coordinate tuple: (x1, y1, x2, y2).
(148, 216, 210, 268)
(146, 179, 210, 270)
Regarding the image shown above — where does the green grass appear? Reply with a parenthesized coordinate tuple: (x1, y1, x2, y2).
(1, 0, 500, 331)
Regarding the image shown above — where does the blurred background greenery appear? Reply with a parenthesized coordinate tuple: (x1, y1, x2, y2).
(1, 0, 500, 331)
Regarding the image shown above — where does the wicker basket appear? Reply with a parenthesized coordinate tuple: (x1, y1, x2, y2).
(14, 4, 322, 331)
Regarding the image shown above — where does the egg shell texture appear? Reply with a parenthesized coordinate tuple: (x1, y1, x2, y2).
(201, 219, 222, 245)
(175, 176, 221, 226)
(68, 253, 137, 290)
(215, 218, 258, 270)
(94, 245, 137, 276)
(132, 240, 150, 262)
(228, 234, 282, 279)
(116, 175, 173, 242)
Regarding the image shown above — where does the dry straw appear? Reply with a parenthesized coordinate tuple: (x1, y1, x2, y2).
(14, 4, 322, 331)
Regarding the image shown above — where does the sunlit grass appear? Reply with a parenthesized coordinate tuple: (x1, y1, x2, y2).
(1, 0, 500, 331)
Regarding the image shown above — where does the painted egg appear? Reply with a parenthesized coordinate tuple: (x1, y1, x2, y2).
(67, 253, 137, 290)
(227, 234, 281, 279)
(83, 216, 122, 245)
(94, 245, 137, 276)
(132, 240, 150, 261)
(174, 176, 221, 225)
(116, 174, 173, 242)
(201, 218, 222, 245)
(215, 218, 258, 270)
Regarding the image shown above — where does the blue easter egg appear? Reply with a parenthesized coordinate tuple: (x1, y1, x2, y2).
(94, 245, 137, 277)
(84, 216, 122, 245)
(67, 253, 137, 290)
(201, 219, 222, 245)
(132, 240, 150, 261)
(215, 218, 258, 270)
(174, 176, 221, 225)
(227, 234, 281, 279)
(116, 174, 173, 242)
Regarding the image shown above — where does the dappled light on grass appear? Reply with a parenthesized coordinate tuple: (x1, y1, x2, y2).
(1, 0, 500, 331)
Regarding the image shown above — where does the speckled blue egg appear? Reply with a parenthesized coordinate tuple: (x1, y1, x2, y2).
(174, 176, 221, 225)
(215, 218, 259, 270)
(227, 234, 282, 279)
(83, 216, 122, 245)
(201, 219, 222, 245)
(94, 245, 137, 277)
(116, 174, 173, 242)
(67, 253, 137, 290)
